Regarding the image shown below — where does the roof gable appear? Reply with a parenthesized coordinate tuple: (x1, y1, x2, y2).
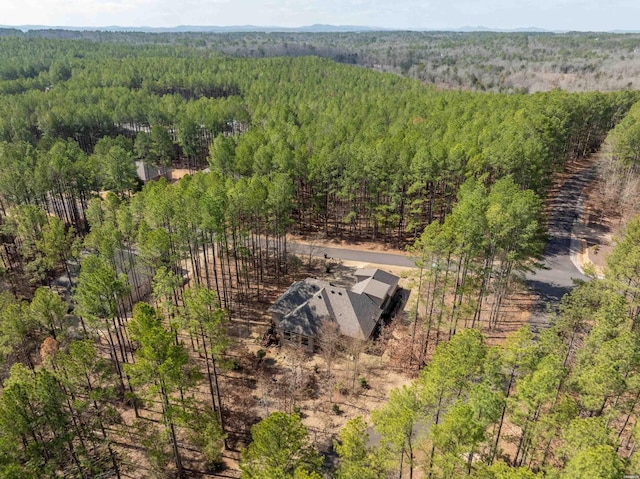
(268, 279, 325, 316)
(354, 268, 399, 289)
(351, 277, 393, 305)
(271, 269, 400, 341)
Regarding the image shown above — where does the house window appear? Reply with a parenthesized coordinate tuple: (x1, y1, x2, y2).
(301, 336, 309, 347)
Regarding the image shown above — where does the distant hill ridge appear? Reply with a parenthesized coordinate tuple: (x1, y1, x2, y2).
(1, 24, 385, 33)
(0, 24, 589, 34)
(1, 24, 639, 35)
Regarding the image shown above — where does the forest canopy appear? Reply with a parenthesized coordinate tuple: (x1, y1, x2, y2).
(1, 34, 640, 478)
(0, 37, 637, 245)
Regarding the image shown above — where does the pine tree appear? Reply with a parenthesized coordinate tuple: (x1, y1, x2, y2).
(240, 412, 323, 479)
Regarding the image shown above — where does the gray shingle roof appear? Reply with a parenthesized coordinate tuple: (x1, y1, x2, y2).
(278, 291, 332, 336)
(351, 277, 393, 306)
(268, 279, 325, 317)
(270, 269, 400, 341)
(355, 268, 400, 291)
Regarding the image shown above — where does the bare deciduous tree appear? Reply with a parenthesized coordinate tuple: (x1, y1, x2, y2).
(318, 319, 341, 378)
(344, 336, 367, 391)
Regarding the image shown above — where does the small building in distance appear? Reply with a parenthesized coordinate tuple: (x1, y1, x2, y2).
(268, 268, 401, 351)
(135, 161, 169, 183)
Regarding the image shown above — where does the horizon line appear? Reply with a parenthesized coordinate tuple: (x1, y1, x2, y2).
(2, 23, 637, 34)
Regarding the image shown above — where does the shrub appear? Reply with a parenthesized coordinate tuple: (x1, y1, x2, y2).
(334, 381, 349, 396)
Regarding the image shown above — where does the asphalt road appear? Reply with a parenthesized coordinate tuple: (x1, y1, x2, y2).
(289, 164, 596, 329)
(524, 166, 597, 329)
(287, 242, 415, 267)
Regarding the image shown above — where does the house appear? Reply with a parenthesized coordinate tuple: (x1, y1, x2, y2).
(268, 268, 400, 351)
(135, 160, 169, 183)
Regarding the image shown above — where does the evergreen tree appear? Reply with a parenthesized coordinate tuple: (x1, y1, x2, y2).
(240, 412, 323, 479)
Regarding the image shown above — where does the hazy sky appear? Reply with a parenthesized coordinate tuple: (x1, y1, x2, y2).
(1, 0, 637, 31)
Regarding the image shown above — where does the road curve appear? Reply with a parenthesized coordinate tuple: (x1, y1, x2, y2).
(524, 166, 597, 329)
(287, 164, 596, 329)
